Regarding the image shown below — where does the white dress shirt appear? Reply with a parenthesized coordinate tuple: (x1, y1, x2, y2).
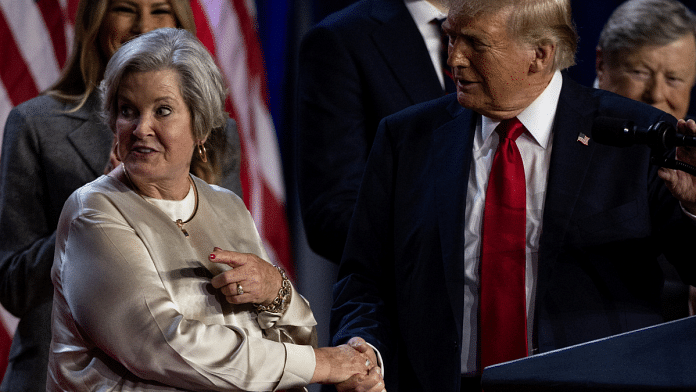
(462, 70, 563, 375)
(404, 0, 448, 89)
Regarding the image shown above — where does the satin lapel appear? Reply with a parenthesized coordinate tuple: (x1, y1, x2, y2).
(434, 101, 475, 336)
(65, 98, 113, 177)
(539, 76, 599, 278)
(369, 0, 445, 103)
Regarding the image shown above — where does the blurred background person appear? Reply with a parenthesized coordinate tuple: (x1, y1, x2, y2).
(595, 0, 696, 321)
(595, 0, 696, 120)
(48, 27, 379, 391)
(0, 1, 241, 390)
(295, 0, 451, 264)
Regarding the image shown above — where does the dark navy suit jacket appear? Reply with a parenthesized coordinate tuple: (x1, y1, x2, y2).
(330, 74, 696, 392)
(296, 0, 446, 263)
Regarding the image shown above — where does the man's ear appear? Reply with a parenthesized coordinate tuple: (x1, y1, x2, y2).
(529, 41, 556, 74)
(595, 47, 606, 82)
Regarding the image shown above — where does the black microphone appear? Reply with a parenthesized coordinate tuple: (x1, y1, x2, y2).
(592, 116, 696, 149)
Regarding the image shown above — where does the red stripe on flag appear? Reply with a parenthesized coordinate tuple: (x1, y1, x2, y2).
(190, 3, 248, 195)
(0, 320, 10, 385)
(188, 2, 248, 204)
(66, 0, 79, 25)
(0, 9, 39, 106)
(261, 180, 293, 277)
(223, 0, 293, 273)
(189, 0, 217, 56)
(230, 0, 269, 106)
(36, 0, 67, 68)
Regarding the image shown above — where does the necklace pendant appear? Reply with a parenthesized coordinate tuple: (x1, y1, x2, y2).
(175, 219, 190, 237)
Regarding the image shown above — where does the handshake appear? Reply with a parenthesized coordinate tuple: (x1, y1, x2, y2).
(313, 337, 386, 392)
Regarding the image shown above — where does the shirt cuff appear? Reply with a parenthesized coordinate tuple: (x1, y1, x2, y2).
(681, 202, 696, 221)
(276, 343, 316, 390)
(366, 342, 385, 378)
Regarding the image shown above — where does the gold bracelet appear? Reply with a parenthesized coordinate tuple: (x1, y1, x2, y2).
(255, 266, 291, 314)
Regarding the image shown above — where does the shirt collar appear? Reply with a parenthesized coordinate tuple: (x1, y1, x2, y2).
(404, 0, 448, 26)
(481, 70, 563, 149)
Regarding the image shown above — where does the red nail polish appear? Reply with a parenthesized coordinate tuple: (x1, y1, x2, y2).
(209, 253, 216, 260)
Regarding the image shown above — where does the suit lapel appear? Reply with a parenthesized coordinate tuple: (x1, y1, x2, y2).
(65, 95, 113, 177)
(369, 0, 445, 104)
(539, 75, 599, 275)
(434, 100, 476, 336)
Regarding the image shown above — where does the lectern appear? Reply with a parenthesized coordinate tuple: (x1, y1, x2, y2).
(481, 316, 696, 391)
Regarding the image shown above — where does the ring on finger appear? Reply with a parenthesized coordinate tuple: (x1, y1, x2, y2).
(237, 283, 244, 295)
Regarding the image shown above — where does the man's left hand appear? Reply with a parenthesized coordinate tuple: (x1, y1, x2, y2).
(658, 119, 696, 214)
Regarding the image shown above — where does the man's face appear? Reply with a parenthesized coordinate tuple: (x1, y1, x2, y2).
(442, 7, 540, 120)
(597, 33, 696, 119)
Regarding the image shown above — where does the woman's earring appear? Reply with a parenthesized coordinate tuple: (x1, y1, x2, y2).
(197, 143, 208, 163)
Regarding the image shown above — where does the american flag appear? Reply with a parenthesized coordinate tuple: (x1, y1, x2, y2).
(0, 0, 293, 380)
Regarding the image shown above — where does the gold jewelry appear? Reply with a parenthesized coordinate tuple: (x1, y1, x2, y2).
(197, 143, 208, 163)
(254, 266, 291, 314)
(122, 163, 199, 238)
(173, 176, 198, 238)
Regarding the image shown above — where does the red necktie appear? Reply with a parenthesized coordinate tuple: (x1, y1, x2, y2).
(480, 117, 528, 370)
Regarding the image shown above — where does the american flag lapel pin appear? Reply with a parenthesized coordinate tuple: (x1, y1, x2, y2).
(577, 132, 590, 146)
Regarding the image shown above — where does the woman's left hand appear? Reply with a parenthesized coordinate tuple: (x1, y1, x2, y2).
(209, 248, 282, 306)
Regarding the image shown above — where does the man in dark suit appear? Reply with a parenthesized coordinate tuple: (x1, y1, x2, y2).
(296, 0, 450, 264)
(330, 1, 696, 391)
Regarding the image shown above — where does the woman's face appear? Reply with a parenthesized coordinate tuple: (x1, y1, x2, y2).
(115, 69, 198, 194)
(99, 0, 178, 60)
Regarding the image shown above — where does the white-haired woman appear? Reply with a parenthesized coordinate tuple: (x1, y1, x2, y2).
(47, 28, 378, 391)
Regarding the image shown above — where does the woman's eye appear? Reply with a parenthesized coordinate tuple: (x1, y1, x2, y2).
(156, 106, 172, 116)
(152, 8, 172, 15)
(119, 106, 134, 117)
(111, 4, 136, 14)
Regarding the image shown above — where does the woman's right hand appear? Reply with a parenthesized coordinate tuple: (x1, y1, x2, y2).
(311, 337, 375, 385)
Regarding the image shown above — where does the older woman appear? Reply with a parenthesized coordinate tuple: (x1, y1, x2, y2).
(0, 1, 241, 390)
(47, 28, 377, 391)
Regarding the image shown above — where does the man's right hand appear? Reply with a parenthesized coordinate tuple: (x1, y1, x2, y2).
(336, 337, 385, 392)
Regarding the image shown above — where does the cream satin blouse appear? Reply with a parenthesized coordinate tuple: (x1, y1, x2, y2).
(47, 175, 317, 391)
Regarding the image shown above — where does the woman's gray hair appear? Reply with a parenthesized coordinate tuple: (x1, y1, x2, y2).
(100, 27, 228, 142)
(598, 0, 696, 63)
